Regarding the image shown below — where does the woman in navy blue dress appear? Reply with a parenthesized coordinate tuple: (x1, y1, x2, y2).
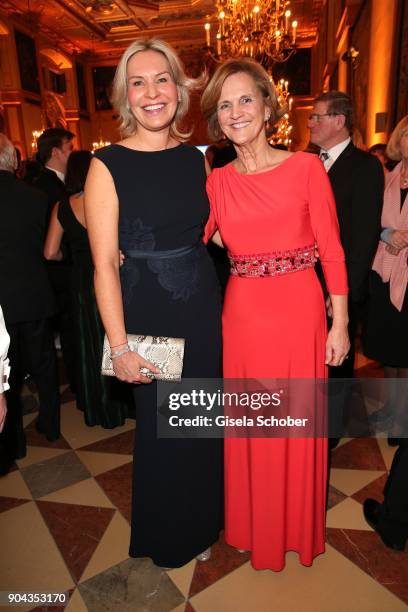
(84, 38, 223, 568)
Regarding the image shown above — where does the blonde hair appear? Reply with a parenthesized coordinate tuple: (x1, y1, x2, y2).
(111, 38, 199, 140)
(0, 133, 16, 172)
(201, 58, 285, 141)
(386, 115, 408, 161)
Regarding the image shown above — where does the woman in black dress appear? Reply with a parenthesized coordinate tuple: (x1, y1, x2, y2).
(84, 39, 223, 568)
(44, 151, 131, 428)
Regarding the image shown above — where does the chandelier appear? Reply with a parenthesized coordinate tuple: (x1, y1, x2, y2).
(269, 78, 293, 147)
(204, 0, 298, 66)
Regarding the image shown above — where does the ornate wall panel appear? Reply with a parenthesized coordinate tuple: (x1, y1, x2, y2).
(350, 0, 371, 143)
(395, 0, 408, 122)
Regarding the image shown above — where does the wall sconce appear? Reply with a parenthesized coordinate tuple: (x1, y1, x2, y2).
(341, 46, 360, 69)
(92, 129, 110, 152)
(31, 129, 44, 153)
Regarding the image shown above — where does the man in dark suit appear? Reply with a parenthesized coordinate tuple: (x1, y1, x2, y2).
(364, 440, 408, 551)
(308, 92, 384, 441)
(309, 92, 384, 374)
(35, 127, 74, 218)
(34, 128, 77, 391)
(0, 134, 60, 474)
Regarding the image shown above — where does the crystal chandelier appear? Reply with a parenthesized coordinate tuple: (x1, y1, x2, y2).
(269, 78, 293, 147)
(204, 0, 298, 66)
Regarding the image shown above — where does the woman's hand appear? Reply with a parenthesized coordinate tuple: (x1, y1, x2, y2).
(385, 244, 401, 256)
(0, 393, 7, 433)
(113, 350, 159, 384)
(119, 250, 125, 267)
(390, 230, 408, 250)
(325, 325, 350, 367)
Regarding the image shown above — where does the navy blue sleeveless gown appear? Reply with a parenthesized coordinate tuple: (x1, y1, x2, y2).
(93, 143, 223, 567)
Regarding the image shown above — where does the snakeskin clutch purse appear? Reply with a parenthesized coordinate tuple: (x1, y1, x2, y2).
(101, 334, 185, 382)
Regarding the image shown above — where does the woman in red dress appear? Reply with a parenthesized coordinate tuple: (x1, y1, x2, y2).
(201, 59, 350, 571)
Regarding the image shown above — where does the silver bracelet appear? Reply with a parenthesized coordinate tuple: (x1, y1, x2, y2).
(111, 344, 131, 359)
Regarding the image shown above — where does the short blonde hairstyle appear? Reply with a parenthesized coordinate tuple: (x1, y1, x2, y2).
(386, 115, 408, 161)
(111, 38, 199, 140)
(0, 133, 16, 172)
(201, 58, 285, 141)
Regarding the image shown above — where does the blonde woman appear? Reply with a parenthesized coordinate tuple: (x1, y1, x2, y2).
(364, 116, 408, 440)
(84, 39, 222, 568)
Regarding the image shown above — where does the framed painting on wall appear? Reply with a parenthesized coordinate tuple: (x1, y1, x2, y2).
(14, 29, 40, 95)
(92, 66, 116, 110)
(50, 70, 66, 95)
(76, 62, 88, 111)
(272, 48, 312, 96)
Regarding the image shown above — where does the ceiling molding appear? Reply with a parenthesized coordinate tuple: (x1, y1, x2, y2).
(1, 0, 321, 58)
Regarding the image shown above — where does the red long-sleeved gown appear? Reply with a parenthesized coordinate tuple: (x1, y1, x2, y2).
(205, 152, 348, 571)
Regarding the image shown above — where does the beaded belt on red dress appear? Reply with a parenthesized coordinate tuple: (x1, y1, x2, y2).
(228, 244, 317, 278)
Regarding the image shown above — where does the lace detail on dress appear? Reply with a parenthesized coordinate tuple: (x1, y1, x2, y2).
(119, 217, 202, 303)
(147, 247, 202, 302)
(120, 218, 156, 251)
(119, 218, 155, 308)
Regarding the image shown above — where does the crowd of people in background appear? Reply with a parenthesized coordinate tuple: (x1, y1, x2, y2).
(0, 37, 407, 568)
(0, 127, 135, 475)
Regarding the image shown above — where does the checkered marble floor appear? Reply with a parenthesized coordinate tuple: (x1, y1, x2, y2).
(0, 354, 407, 612)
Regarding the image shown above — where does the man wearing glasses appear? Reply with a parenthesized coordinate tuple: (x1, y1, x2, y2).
(308, 92, 384, 380)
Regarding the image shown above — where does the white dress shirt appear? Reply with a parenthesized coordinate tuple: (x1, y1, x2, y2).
(45, 166, 65, 183)
(0, 306, 10, 392)
(320, 137, 351, 172)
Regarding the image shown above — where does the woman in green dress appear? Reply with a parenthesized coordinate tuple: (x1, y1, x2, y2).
(44, 150, 132, 427)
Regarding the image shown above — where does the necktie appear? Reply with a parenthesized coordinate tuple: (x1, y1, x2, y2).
(319, 151, 329, 163)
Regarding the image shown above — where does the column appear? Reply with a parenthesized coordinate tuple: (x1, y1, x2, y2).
(366, 0, 398, 146)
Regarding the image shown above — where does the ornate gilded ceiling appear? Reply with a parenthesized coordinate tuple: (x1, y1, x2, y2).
(1, 0, 324, 59)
